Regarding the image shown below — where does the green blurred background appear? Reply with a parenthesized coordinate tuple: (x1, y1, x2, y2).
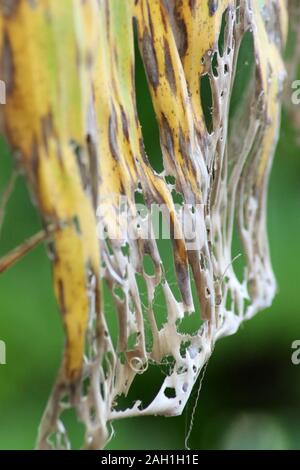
(0, 27, 300, 450)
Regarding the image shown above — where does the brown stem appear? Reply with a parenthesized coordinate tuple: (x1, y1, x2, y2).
(0, 229, 51, 274)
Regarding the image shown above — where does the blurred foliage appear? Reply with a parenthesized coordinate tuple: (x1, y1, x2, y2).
(0, 23, 300, 450)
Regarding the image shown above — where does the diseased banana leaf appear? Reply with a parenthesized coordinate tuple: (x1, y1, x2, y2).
(0, 0, 288, 450)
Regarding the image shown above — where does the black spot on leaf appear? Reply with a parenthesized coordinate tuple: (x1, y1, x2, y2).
(142, 29, 159, 90)
(164, 38, 177, 94)
(208, 0, 218, 16)
(108, 105, 120, 161)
